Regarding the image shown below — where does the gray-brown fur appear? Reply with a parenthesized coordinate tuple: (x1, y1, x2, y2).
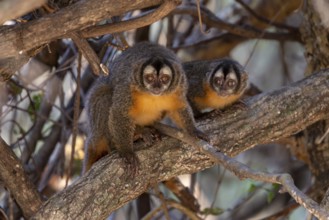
(83, 42, 204, 173)
(183, 58, 248, 115)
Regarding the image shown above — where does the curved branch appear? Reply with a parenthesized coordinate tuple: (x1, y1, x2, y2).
(0, 0, 164, 59)
(32, 70, 329, 219)
(81, 0, 179, 38)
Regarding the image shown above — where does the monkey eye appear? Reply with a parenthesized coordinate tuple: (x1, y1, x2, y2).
(160, 74, 171, 84)
(213, 77, 223, 86)
(144, 74, 155, 83)
(226, 79, 237, 88)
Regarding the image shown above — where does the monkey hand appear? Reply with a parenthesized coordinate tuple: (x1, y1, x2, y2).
(232, 100, 248, 110)
(134, 126, 161, 146)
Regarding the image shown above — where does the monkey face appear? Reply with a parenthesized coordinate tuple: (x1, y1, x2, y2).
(141, 60, 173, 95)
(210, 61, 247, 97)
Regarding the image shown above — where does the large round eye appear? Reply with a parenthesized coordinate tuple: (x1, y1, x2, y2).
(226, 79, 237, 88)
(144, 74, 156, 83)
(159, 66, 172, 84)
(160, 74, 171, 84)
(213, 76, 224, 86)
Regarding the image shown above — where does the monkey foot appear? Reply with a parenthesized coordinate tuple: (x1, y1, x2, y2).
(232, 100, 248, 110)
(134, 126, 161, 146)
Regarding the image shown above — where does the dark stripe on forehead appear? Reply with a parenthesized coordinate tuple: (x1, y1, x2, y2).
(141, 57, 174, 75)
(212, 61, 237, 76)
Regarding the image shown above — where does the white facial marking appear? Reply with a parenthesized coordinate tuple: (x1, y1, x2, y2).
(160, 65, 172, 77)
(226, 71, 238, 81)
(213, 68, 224, 78)
(143, 65, 156, 74)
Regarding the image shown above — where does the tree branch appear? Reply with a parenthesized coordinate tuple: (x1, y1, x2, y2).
(153, 123, 328, 219)
(31, 69, 329, 219)
(68, 32, 102, 75)
(0, 0, 165, 59)
(0, 137, 42, 219)
(173, 5, 301, 42)
(80, 0, 179, 38)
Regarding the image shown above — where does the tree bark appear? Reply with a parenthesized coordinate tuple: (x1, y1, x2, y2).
(0, 0, 165, 59)
(0, 137, 42, 219)
(32, 69, 329, 219)
(300, 0, 329, 201)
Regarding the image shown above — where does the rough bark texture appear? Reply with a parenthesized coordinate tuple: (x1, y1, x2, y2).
(0, 137, 42, 219)
(32, 70, 329, 219)
(300, 0, 329, 201)
(0, 0, 164, 59)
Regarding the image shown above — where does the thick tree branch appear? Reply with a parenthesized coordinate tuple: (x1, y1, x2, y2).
(154, 123, 328, 219)
(0, 0, 164, 59)
(31, 70, 329, 219)
(0, 137, 42, 218)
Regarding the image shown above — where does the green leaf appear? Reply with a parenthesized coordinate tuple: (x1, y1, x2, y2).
(200, 207, 224, 216)
(28, 93, 43, 120)
(267, 191, 276, 203)
(248, 183, 257, 193)
(271, 183, 280, 191)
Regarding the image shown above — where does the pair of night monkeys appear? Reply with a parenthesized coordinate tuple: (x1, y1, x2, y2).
(83, 42, 248, 173)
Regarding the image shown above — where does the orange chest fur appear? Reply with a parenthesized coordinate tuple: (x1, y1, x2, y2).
(128, 89, 185, 126)
(193, 84, 241, 110)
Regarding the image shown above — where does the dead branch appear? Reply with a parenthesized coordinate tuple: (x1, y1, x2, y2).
(0, 137, 42, 219)
(31, 70, 329, 219)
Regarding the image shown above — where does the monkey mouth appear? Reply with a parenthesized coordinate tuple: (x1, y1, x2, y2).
(217, 91, 231, 97)
(151, 89, 162, 95)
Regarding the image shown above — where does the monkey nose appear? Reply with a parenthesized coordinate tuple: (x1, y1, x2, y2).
(152, 87, 162, 95)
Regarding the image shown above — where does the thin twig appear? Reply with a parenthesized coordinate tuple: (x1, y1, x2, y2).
(172, 5, 301, 42)
(153, 187, 170, 220)
(142, 199, 202, 220)
(153, 123, 329, 220)
(65, 52, 82, 187)
(235, 0, 297, 31)
(196, 0, 209, 34)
